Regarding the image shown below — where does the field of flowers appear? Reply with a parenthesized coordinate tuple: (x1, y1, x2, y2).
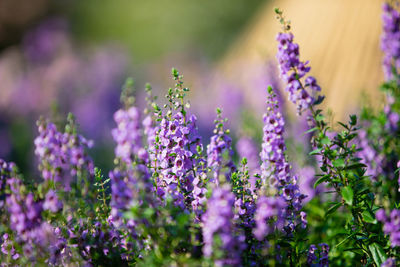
(1, 3, 400, 266)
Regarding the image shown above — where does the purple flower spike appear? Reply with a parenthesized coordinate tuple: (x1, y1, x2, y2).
(381, 3, 400, 81)
(259, 87, 307, 234)
(111, 106, 143, 165)
(253, 196, 285, 241)
(276, 31, 321, 114)
(202, 184, 244, 266)
(207, 110, 236, 185)
(34, 119, 94, 191)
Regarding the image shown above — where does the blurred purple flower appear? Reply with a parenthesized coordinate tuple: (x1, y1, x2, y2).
(381, 3, 400, 81)
(377, 208, 400, 247)
(43, 190, 63, 213)
(202, 184, 244, 266)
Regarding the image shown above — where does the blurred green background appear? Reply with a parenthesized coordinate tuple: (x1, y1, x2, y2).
(64, 0, 265, 62)
(0, 0, 266, 175)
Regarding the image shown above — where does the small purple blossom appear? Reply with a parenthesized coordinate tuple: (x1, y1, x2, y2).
(307, 243, 329, 266)
(307, 244, 318, 264)
(382, 257, 396, 267)
(319, 243, 329, 267)
(43, 190, 63, 213)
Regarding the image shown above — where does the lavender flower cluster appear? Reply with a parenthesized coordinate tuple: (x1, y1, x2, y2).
(202, 184, 244, 266)
(0, 66, 313, 265)
(382, 2, 400, 81)
(3, 2, 400, 265)
(34, 117, 94, 191)
(377, 209, 400, 247)
(258, 88, 306, 237)
(307, 243, 329, 267)
(276, 32, 320, 114)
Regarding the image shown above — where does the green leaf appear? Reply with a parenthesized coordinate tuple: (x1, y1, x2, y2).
(320, 136, 331, 145)
(171, 68, 179, 77)
(332, 158, 345, 168)
(349, 114, 357, 126)
(176, 213, 190, 226)
(344, 163, 367, 170)
(368, 243, 387, 266)
(337, 122, 349, 130)
(310, 148, 322, 155)
(305, 127, 318, 134)
(325, 202, 342, 217)
(362, 210, 377, 224)
(315, 114, 325, 122)
(335, 232, 356, 248)
(314, 175, 330, 188)
(341, 187, 354, 206)
(313, 95, 325, 105)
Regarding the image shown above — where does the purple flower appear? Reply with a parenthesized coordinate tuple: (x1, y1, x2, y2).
(111, 107, 143, 165)
(23, 18, 68, 63)
(276, 32, 320, 114)
(259, 87, 307, 234)
(378, 209, 400, 247)
(202, 184, 244, 266)
(143, 115, 158, 163)
(297, 165, 327, 203)
(355, 130, 384, 181)
(192, 173, 208, 219)
(307, 244, 318, 264)
(0, 233, 20, 260)
(306, 243, 329, 266)
(207, 110, 236, 185)
(260, 90, 287, 185)
(6, 179, 42, 241)
(34, 119, 94, 191)
(109, 169, 134, 227)
(0, 159, 16, 208)
(381, 3, 400, 81)
(43, 190, 63, 213)
(384, 95, 400, 132)
(253, 196, 285, 241)
(236, 136, 260, 191)
(156, 112, 201, 208)
(382, 258, 396, 267)
(319, 243, 329, 267)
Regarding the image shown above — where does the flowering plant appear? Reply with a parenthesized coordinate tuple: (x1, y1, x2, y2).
(1, 3, 400, 266)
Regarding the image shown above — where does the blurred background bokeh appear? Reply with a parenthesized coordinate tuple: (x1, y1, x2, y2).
(0, 0, 387, 176)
